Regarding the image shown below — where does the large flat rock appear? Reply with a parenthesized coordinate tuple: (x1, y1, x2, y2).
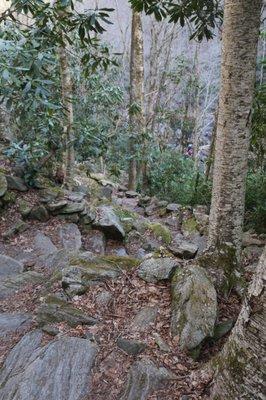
(0, 331, 98, 400)
(0, 271, 44, 300)
(59, 223, 82, 252)
(171, 265, 217, 350)
(0, 254, 23, 277)
(0, 313, 32, 338)
(120, 358, 175, 400)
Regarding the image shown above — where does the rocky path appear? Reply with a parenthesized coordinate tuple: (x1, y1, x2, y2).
(0, 172, 264, 400)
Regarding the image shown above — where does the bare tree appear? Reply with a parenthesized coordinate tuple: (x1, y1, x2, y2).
(128, 10, 144, 191)
(210, 246, 266, 399)
(58, 29, 75, 189)
(208, 0, 263, 259)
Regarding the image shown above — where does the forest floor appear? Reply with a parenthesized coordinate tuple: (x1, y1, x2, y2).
(0, 176, 262, 399)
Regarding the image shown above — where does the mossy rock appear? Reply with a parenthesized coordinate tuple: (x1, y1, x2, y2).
(0, 173, 7, 197)
(1, 190, 17, 205)
(18, 199, 32, 218)
(36, 294, 97, 327)
(197, 244, 244, 296)
(144, 222, 172, 245)
(182, 217, 199, 234)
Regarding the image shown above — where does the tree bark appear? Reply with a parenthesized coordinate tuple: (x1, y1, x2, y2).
(58, 36, 75, 190)
(208, 0, 262, 258)
(128, 10, 145, 191)
(210, 246, 266, 399)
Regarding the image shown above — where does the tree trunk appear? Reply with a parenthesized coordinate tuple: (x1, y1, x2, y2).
(128, 10, 145, 191)
(210, 246, 266, 399)
(58, 37, 75, 190)
(208, 0, 262, 258)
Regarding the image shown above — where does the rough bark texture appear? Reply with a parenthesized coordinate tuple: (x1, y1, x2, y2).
(59, 37, 75, 190)
(128, 11, 144, 191)
(210, 246, 266, 399)
(208, 0, 262, 257)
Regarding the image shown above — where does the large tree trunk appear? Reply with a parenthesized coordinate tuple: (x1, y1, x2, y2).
(210, 246, 266, 399)
(58, 38, 75, 190)
(128, 10, 145, 191)
(208, 0, 262, 258)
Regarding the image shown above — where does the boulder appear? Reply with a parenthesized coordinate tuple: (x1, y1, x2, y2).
(137, 257, 178, 283)
(168, 241, 198, 259)
(153, 333, 171, 353)
(0, 313, 32, 338)
(0, 173, 7, 197)
(166, 203, 181, 212)
(46, 199, 68, 212)
(0, 271, 44, 300)
(59, 223, 82, 252)
(131, 306, 158, 332)
(100, 185, 113, 200)
(28, 205, 49, 222)
(58, 200, 85, 214)
(5, 175, 27, 192)
(125, 190, 139, 198)
(67, 192, 85, 202)
(117, 337, 146, 355)
(18, 200, 32, 218)
(171, 265, 217, 350)
(40, 249, 71, 271)
(0, 330, 98, 400)
(95, 290, 113, 306)
(62, 256, 138, 294)
(92, 206, 125, 240)
(120, 358, 175, 400)
(36, 295, 97, 327)
(85, 230, 106, 254)
(0, 255, 23, 277)
(34, 232, 57, 256)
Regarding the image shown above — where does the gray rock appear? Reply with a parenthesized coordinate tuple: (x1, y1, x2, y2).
(2, 220, 29, 240)
(137, 257, 178, 283)
(153, 333, 171, 353)
(95, 290, 113, 306)
(166, 203, 181, 212)
(137, 196, 151, 207)
(59, 223, 82, 252)
(0, 331, 98, 400)
(67, 192, 85, 202)
(125, 190, 139, 198)
(58, 213, 80, 223)
(100, 185, 113, 200)
(168, 242, 198, 259)
(171, 266, 217, 350)
(36, 295, 98, 327)
(41, 324, 60, 336)
(117, 337, 146, 355)
(0, 313, 32, 338)
(131, 306, 158, 331)
(0, 271, 43, 300)
(120, 358, 175, 400)
(28, 205, 50, 222)
(58, 200, 85, 214)
(46, 199, 68, 212)
(85, 230, 106, 254)
(61, 259, 120, 295)
(0, 174, 7, 197)
(41, 249, 71, 271)
(6, 175, 27, 192)
(93, 206, 125, 240)
(34, 232, 57, 256)
(0, 255, 23, 277)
